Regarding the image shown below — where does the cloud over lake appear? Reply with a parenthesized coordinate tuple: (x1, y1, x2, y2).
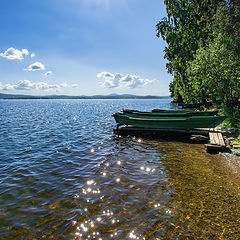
(97, 71, 155, 89)
(25, 62, 45, 71)
(0, 47, 29, 60)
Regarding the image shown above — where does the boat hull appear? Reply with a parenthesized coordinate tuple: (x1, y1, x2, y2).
(113, 113, 226, 130)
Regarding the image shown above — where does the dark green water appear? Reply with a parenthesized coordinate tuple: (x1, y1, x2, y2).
(0, 99, 239, 239)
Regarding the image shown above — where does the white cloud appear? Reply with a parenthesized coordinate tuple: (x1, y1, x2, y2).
(0, 80, 59, 91)
(98, 72, 123, 88)
(2, 83, 15, 90)
(31, 53, 35, 58)
(25, 62, 45, 71)
(60, 82, 68, 88)
(22, 49, 29, 56)
(0, 80, 79, 92)
(71, 84, 78, 88)
(59, 82, 79, 88)
(97, 72, 114, 79)
(44, 71, 53, 76)
(121, 74, 154, 88)
(0, 47, 29, 60)
(97, 71, 155, 89)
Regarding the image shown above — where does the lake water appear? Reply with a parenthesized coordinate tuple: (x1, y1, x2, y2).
(0, 99, 240, 240)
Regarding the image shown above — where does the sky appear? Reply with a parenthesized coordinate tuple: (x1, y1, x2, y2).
(0, 0, 171, 96)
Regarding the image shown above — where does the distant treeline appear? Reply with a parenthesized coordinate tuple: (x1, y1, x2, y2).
(0, 93, 169, 100)
(156, 0, 240, 127)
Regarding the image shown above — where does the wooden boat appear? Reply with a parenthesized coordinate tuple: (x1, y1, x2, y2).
(123, 109, 218, 118)
(177, 103, 202, 108)
(113, 113, 226, 130)
(151, 109, 218, 115)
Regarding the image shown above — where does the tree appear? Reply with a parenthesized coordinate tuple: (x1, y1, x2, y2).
(157, 0, 240, 126)
(156, 0, 222, 102)
(186, 2, 240, 126)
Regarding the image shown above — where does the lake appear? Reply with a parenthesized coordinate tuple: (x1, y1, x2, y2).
(0, 99, 240, 239)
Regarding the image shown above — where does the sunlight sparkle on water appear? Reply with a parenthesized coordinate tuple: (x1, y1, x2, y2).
(73, 209, 120, 239)
(82, 186, 100, 195)
(166, 208, 172, 214)
(74, 219, 102, 239)
(140, 166, 156, 173)
(110, 232, 118, 237)
(87, 180, 95, 185)
(103, 210, 114, 216)
(129, 230, 145, 239)
(154, 203, 161, 208)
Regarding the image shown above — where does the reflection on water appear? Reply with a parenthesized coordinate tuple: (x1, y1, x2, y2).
(0, 99, 240, 239)
(70, 137, 169, 240)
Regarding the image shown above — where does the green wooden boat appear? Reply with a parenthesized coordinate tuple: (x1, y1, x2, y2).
(123, 109, 218, 118)
(113, 113, 226, 130)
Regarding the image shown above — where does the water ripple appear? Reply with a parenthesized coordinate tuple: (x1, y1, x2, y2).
(1, 99, 240, 239)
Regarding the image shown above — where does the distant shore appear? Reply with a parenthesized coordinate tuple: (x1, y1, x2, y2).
(0, 93, 170, 100)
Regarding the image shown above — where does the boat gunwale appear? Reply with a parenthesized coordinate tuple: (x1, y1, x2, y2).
(114, 114, 187, 121)
(122, 109, 218, 116)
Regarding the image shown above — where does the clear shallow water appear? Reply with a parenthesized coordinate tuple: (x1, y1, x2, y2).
(0, 99, 240, 240)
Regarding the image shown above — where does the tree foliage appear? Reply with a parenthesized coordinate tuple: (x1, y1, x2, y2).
(157, 0, 240, 126)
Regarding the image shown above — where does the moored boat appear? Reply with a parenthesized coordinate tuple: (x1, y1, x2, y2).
(113, 113, 226, 130)
(123, 109, 218, 118)
(177, 103, 202, 108)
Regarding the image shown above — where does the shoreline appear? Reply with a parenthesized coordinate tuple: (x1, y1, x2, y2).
(221, 128, 240, 156)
